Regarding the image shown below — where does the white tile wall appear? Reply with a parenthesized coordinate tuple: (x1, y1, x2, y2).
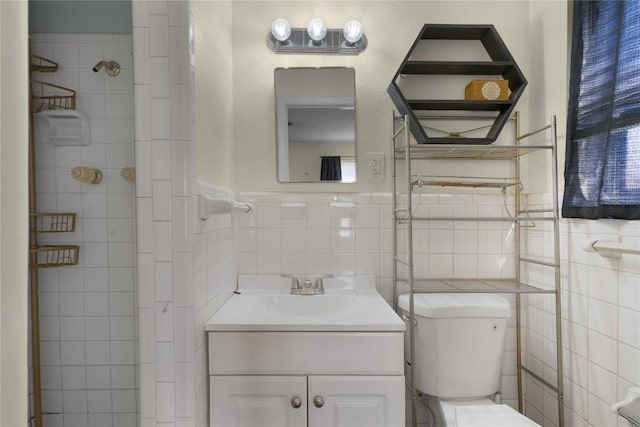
(237, 191, 516, 300)
(237, 190, 520, 415)
(133, 1, 237, 426)
(232, 190, 639, 427)
(523, 193, 640, 427)
(30, 33, 137, 427)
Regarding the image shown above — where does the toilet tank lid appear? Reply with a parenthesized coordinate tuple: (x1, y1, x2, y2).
(398, 293, 511, 319)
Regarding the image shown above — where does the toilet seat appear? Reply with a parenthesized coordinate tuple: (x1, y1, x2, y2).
(439, 400, 540, 426)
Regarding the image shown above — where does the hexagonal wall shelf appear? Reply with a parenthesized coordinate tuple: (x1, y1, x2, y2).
(388, 24, 527, 144)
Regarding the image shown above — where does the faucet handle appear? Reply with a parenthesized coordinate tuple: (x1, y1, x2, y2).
(314, 275, 331, 294)
(281, 274, 301, 293)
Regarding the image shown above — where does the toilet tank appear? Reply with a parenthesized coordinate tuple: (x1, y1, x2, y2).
(398, 293, 511, 398)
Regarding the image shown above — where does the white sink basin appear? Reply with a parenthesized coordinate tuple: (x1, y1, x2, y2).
(205, 275, 405, 332)
(255, 294, 356, 318)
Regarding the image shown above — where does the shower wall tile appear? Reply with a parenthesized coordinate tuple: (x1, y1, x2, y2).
(31, 32, 137, 427)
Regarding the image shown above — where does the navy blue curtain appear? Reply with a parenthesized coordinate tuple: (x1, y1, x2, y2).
(563, 0, 640, 219)
(320, 156, 342, 181)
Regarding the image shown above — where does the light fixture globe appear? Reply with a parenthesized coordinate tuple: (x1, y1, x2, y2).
(343, 20, 363, 44)
(271, 18, 291, 42)
(307, 18, 327, 42)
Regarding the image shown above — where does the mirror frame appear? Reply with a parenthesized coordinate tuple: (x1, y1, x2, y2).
(274, 67, 356, 184)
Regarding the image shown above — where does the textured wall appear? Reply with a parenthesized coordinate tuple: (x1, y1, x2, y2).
(229, 1, 531, 193)
(193, 1, 234, 189)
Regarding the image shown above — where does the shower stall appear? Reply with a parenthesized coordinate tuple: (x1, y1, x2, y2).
(28, 3, 137, 425)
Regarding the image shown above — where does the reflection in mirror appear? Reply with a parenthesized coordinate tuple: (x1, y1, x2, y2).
(275, 67, 356, 183)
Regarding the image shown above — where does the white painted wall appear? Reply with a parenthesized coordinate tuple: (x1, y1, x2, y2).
(228, 1, 532, 192)
(0, 1, 29, 426)
(193, 1, 234, 189)
(523, 0, 569, 193)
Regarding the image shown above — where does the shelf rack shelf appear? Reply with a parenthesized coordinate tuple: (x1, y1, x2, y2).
(392, 112, 564, 427)
(30, 54, 59, 73)
(412, 179, 514, 189)
(394, 143, 552, 160)
(31, 79, 77, 112)
(29, 245, 80, 269)
(387, 24, 527, 144)
(30, 212, 76, 233)
(396, 279, 557, 294)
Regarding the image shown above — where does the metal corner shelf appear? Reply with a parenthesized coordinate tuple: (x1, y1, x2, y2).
(29, 245, 80, 269)
(28, 48, 81, 427)
(30, 212, 76, 233)
(30, 54, 59, 73)
(392, 111, 564, 427)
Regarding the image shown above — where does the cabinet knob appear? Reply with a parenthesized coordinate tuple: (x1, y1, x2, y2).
(313, 395, 324, 408)
(291, 396, 302, 409)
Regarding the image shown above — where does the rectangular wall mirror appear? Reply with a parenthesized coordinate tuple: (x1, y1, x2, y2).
(275, 67, 356, 183)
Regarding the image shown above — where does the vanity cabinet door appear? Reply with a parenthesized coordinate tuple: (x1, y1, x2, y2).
(308, 375, 405, 427)
(210, 376, 307, 427)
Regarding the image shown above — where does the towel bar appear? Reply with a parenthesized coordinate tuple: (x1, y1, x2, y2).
(611, 387, 640, 426)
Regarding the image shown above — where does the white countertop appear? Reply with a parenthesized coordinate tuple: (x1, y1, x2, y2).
(205, 275, 405, 332)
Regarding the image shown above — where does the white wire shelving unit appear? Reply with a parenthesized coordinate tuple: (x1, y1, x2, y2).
(391, 112, 565, 427)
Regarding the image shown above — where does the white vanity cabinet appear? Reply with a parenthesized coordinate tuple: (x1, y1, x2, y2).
(210, 375, 404, 427)
(205, 276, 406, 427)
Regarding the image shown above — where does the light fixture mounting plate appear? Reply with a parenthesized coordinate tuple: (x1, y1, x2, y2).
(267, 28, 367, 55)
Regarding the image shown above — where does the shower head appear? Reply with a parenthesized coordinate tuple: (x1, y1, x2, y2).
(92, 60, 120, 76)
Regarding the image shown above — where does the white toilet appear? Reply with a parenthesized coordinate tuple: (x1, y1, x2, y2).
(398, 293, 540, 427)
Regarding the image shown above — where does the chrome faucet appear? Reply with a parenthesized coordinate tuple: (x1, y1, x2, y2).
(285, 275, 332, 295)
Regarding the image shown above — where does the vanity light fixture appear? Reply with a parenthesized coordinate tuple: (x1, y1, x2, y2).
(307, 18, 327, 44)
(267, 18, 367, 55)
